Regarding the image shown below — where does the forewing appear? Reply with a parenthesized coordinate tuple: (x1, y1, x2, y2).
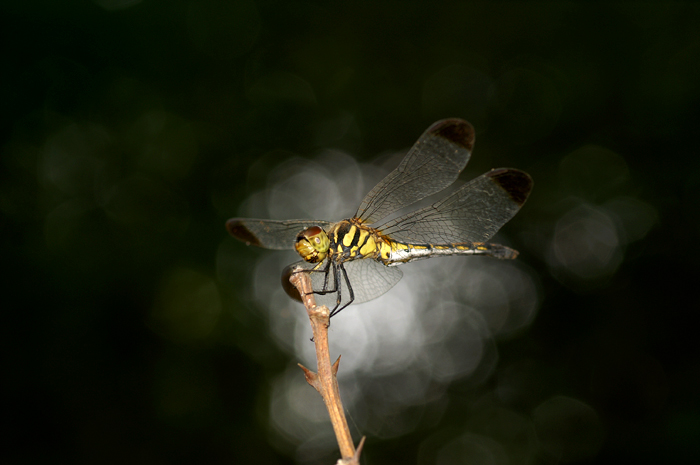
(226, 218, 333, 250)
(356, 119, 474, 224)
(378, 169, 533, 244)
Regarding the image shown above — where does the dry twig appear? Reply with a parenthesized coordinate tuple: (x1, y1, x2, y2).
(289, 266, 364, 464)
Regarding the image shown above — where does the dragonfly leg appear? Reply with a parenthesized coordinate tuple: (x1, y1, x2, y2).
(297, 260, 355, 320)
(324, 262, 342, 319)
(329, 263, 355, 319)
(321, 258, 334, 293)
(309, 259, 338, 295)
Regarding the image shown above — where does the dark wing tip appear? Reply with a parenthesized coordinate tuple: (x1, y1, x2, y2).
(487, 168, 533, 206)
(226, 218, 263, 247)
(428, 118, 475, 152)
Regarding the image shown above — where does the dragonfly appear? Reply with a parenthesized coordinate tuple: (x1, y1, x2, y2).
(227, 119, 532, 317)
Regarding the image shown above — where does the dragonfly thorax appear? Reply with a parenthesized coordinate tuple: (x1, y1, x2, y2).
(327, 219, 386, 263)
(294, 226, 330, 263)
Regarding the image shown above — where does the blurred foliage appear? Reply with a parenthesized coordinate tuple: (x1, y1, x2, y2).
(2, 1, 700, 464)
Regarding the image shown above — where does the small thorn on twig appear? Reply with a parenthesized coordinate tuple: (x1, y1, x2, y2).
(354, 436, 366, 461)
(332, 355, 341, 376)
(298, 363, 321, 392)
(336, 436, 366, 465)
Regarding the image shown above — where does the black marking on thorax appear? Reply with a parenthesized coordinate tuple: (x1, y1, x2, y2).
(331, 219, 373, 261)
(330, 221, 351, 247)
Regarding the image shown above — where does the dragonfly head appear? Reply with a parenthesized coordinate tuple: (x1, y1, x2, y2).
(295, 226, 330, 263)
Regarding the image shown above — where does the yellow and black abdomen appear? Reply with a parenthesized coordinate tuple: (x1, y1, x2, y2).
(382, 240, 518, 266)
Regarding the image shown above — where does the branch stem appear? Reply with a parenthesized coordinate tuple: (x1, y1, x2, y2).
(290, 267, 360, 463)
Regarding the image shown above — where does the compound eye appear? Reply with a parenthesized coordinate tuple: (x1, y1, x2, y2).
(296, 226, 318, 244)
(300, 226, 323, 239)
(296, 226, 328, 249)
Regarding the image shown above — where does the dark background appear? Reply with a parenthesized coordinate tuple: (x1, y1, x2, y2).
(3, 1, 699, 464)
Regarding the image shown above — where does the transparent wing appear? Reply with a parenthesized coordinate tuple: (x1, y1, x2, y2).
(294, 258, 403, 308)
(378, 169, 533, 244)
(342, 259, 403, 304)
(226, 218, 334, 250)
(356, 119, 475, 224)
